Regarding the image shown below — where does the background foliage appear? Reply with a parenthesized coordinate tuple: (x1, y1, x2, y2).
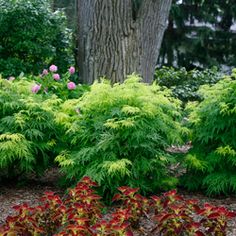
(155, 67, 223, 103)
(159, 0, 236, 70)
(0, 0, 73, 77)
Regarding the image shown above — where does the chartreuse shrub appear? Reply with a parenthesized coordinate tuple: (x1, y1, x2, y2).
(0, 77, 62, 178)
(155, 67, 222, 102)
(0, 177, 235, 236)
(0, 0, 73, 77)
(181, 74, 236, 195)
(56, 75, 187, 198)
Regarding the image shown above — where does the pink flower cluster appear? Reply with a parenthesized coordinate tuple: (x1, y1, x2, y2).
(32, 65, 77, 93)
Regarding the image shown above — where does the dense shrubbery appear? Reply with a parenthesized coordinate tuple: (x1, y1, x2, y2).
(155, 67, 223, 102)
(0, 0, 73, 77)
(0, 67, 88, 179)
(56, 75, 187, 198)
(181, 74, 236, 195)
(0, 78, 61, 178)
(1, 177, 235, 236)
(2, 62, 236, 201)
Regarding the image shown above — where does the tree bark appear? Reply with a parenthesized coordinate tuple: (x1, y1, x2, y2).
(77, 0, 172, 84)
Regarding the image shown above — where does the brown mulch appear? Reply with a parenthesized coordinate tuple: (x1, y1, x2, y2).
(1, 167, 236, 235)
(0, 168, 63, 225)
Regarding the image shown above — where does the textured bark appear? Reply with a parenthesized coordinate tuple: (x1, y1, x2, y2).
(77, 0, 172, 84)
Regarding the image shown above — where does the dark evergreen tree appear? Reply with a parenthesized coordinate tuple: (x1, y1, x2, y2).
(158, 0, 236, 71)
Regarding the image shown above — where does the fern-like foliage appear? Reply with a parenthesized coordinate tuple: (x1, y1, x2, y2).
(56, 75, 185, 198)
(0, 78, 62, 178)
(182, 74, 236, 195)
(0, 133, 34, 172)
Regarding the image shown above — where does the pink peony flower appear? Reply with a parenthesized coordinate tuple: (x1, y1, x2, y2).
(67, 81, 76, 90)
(49, 65, 58, 72)
(32, 84, 41, 93)
(42, 69, 49, 75)
(53, 73, 60, 81)
(69, 66, 75, 75)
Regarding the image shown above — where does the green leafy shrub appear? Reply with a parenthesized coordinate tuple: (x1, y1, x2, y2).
(181, 75, 236, 195)
(56, 75, 186, 198)
(0, 0, 73, 77)
(0, 78, 62, 178)
(155, 67, 223, 103)
(1, 177, 235, 236)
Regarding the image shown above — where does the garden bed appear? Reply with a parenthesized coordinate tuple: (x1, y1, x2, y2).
(1, 169, 236, 235)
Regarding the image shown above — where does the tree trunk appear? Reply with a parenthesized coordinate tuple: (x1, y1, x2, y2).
(77, 0, 172, 84)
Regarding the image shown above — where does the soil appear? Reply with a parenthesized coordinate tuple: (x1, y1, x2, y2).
(1, 168, 236, 235)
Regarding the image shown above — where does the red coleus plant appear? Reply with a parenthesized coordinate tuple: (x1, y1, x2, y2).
(150, 189, 236, 236)
(112, 186, 149, 227)
(0, 179, 235, 236)
(198, 203, 236, 235)
(0, 177, 133, 236)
